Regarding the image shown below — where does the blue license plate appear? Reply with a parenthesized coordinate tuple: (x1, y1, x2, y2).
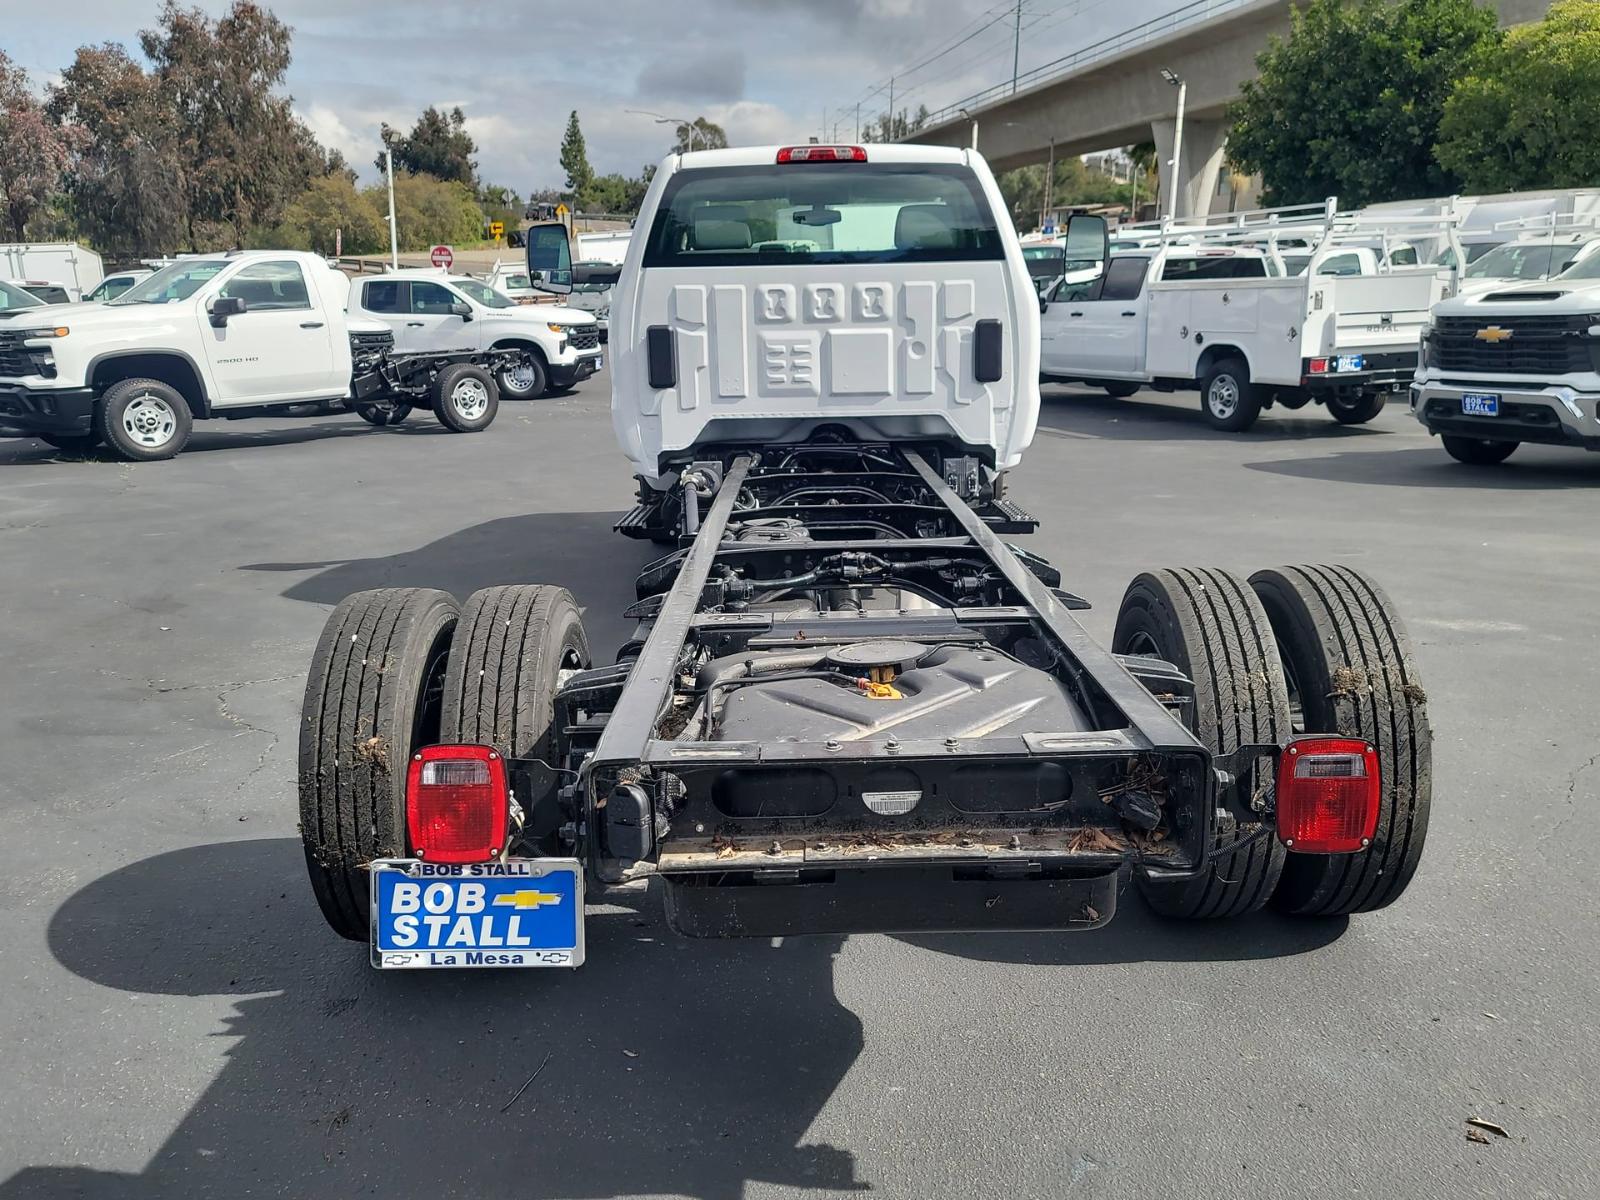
(370, 859, 584, 968)
(1461, 392, 1500, 416)
(1335, 354, 1365, 373)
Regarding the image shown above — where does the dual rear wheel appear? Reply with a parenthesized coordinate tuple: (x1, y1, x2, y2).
(1112, 564, 1432, 919)
(299, 584, 588, 940)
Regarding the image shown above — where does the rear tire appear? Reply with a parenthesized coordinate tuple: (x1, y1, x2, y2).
(1442, 434, 1518, 464)
(298, 588, 459, 941)
(1103, 381, 1140, 398)
(354, 399, 409, 426)
(1249, 566, 1432, 916)
(1199, 358, 1263, 431)
(431, 363, 499, 432)
(494, 352, 548, 400)
(96, 378, 193, 461)
(1328, 391, 1386, 425)
(1112, 567, 1291, 918)
(441, 586, 590, 845)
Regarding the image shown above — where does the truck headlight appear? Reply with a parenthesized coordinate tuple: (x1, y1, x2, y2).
(21, 326, 69, 339)
(547, 322, 581, 334)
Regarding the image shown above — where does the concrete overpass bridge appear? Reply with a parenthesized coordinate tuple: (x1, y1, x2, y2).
(908, 0, 1550, 218)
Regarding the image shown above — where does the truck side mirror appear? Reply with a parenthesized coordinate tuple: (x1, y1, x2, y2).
(526, 222, 573, 295)
(451, 301, 473, 320)
(208, 295, 247, 327)
(1062, 214, 1108, 275)
(573, 263, 622, 287)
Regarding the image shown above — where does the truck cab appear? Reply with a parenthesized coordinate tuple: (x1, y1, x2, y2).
(607, 143, 1093, 487)
(348, 269, 601, 398)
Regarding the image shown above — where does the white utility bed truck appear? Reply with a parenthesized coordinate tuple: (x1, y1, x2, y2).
(0, 251, 516, 459)
(1043, 204, 1459, 429)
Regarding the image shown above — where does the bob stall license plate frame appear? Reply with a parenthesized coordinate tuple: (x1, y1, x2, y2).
(369, 858, 585, 969)
(1461, 392, 1500, 416)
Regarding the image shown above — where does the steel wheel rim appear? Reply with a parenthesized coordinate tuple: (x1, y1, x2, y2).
(1208, 375, 1239, 419)
(122, 393, 177, 447)
(503, 363, 537, 392)
(451, 378, 489, 419)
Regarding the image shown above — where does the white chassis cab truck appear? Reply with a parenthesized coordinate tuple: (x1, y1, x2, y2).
(1412, 257, 1600, 463)
(293, 145, 1433, 971)
(347, 268, 601, 399)
(0, 251, 520, 459)
(1043, 204, 1459, 430)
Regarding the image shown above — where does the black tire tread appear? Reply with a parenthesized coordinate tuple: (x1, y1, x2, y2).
(1249, 565, 1432, 916)
(441, 585, 590, 816)
(1113, 567, 1290, 918)
(298, 587, 458, 940)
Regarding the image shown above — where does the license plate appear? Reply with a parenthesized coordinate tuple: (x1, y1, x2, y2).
(1461, 392, 1500, 416)
(1335, 354, 1365, 373)
(595, 354, 604, 370)
(369, 858, 584, 969)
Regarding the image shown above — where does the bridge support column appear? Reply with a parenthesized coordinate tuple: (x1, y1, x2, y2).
(1151, 116, 1229, 220)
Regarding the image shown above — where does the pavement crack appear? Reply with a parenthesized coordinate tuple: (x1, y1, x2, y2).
(1540, 752, 1598, 851)
(214, 677, 294, 793)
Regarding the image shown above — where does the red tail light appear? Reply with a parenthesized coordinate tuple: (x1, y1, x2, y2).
(1276, 737, 1380, 853)
(1308, 357, 1330, 374)
(406, 744, 508, 863)
(776, 145, 868, 163)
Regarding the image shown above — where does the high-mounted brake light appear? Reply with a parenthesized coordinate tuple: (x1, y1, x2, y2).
(776, 145, 868, 164)
(1276, 736, 1380, 854)
(406, 744, 508, 863)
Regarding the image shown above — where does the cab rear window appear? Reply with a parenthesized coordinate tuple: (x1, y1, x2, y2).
(642, 163, 1004, 267)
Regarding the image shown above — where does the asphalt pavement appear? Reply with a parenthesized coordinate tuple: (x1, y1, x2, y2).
(0, 381, 1595, 1199)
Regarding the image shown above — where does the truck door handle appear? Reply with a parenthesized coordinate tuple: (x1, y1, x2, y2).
(1069, 311, 1083, 317)
(406, 321, 424, 327)
(1121, 311, 1137, 318)
(300, 321, 325, 329)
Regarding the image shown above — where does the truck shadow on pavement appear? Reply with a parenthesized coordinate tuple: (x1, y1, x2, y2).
(0, 419, 456, 466)
(241, 510, 660, 659)
(1037, 388, 1394, 443)
(1245, 446, 1600, 489)
(7, 840, 1345, 1200)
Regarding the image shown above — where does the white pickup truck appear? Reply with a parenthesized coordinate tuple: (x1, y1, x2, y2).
(0, 250, 515, 460)
(347, 268, 601, 398)
(1412, 256, 1600, 463)
(1040, 244, 1451, 430)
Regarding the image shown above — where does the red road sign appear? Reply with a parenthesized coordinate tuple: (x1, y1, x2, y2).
(430, 245, 454, 269)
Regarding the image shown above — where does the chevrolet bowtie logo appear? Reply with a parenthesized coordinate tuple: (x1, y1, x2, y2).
(492, 889, 563, 911)
(1475, 326, 1514, 343)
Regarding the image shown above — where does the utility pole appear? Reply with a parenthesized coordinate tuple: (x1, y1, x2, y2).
(1042, 137, 1056, 230)
(384, 147, 398, 269)
(887, 76, 894, 139)
(1161, 69, 1186, 221)
(1012, 0, 1023, 94)
(855, 102, 861, 143)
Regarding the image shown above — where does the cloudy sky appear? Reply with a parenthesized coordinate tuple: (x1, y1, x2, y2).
(7, 0, 1166, 192)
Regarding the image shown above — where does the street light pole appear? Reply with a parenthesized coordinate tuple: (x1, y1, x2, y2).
(1161, 69, 1186, 221)
(1043, 136, 1055, 230)
(384, 147, 398, 269)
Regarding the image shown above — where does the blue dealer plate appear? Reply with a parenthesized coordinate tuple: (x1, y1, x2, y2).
(1461, 393, 1500, 416)
(369, 859, 584, 969)
(1335, 354, 1365, 373)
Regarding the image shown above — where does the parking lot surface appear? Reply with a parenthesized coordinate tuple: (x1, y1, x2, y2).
(1, 381, 1596, 1199)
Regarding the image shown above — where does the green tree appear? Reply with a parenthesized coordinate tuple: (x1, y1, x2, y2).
(560, 110, 593, 197)
(1436, 0, 1600, 192)
(379, 105, 477, 186)
(1228, 0, 1500, 207)
(581, 173, 631, 214)
(48, 42, 187, 256)
(0, 52, 77, 239)
(139, 1, 323, 247)
(862, 104, 930, 144)
(366, 171, 482, 251)
(671, 116, 728, 154)
(251, 172, 386, 254)
(996, 157, 1137, 232)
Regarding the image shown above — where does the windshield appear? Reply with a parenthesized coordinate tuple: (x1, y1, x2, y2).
(1557, 253, 1600, 281)
(1466, 242, 1573, 280)
(495, 272, 533, 291)
(1022, 246, 1065, 279)
(643, 162, 1004, 267)
(110, 259, 228, 305)
(0, 279, 44, 312)
(451, 279, 515, 308)
(1280, 254, 1310, 276)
